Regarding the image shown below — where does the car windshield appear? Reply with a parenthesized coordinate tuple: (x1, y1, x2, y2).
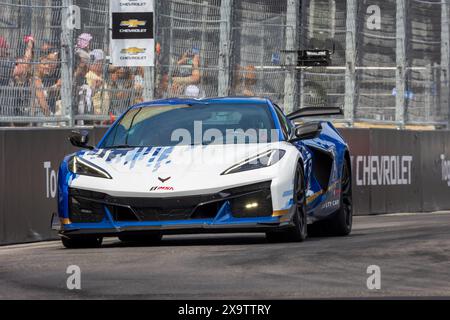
(100, 103, 279, 148)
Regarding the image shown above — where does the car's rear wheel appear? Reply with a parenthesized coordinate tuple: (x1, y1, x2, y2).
(61, 236, 103, 249)
(266, 164, 308, 243)
(118, 233, 163, 244)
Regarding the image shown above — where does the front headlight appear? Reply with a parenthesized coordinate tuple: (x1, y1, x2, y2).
(221, 149, 286, 175)
(68, 156, 112, 179)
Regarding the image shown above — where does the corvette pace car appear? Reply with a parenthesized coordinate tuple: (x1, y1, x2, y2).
(52, 97, 352, 248)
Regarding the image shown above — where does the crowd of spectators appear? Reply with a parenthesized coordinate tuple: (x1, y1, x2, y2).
(0, 33, 150, 126)
(0, 35, 61, 122)
(0, 32, 258, 126)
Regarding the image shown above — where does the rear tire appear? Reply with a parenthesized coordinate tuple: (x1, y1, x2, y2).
(266, 164, 308, 243)
(61, 236, 103, 249)
(118, 233, 162, 244)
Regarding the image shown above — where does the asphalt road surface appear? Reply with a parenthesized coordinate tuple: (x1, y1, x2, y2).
(1, 212, 450, 299)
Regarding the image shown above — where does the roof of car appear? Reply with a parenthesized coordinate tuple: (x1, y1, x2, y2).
(131, 97, 271, 109)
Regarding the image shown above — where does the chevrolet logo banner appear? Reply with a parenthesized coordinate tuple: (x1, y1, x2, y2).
(120, 47, 146, 55)
(112, 13, 153, 39)
(111, 0, 154, 67)
(120, 19, 147, 28)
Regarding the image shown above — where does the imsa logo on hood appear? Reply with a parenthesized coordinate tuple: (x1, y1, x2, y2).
(150, 186, 175, 192)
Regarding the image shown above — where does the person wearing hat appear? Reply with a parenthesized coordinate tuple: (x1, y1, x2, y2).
(74, 33, 93, 88)
(73, 33, 93, 121)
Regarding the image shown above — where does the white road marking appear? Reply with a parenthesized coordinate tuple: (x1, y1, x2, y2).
(375, 211, 450, 217)
(0, 238, 117, 254)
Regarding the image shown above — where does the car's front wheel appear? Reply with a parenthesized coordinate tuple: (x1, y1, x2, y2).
(61, 236, 103, 249)
(266, 164, 308, 243)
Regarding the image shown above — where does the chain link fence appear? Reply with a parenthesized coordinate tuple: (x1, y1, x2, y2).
(0, 0, 449, 128)
(0, 0, 64, 124)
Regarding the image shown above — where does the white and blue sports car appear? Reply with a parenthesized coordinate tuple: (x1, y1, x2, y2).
(53, 97, 352, 248)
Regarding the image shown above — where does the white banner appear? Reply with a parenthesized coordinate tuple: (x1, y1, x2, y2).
(111, 39, 155, 67)
(110, 0, 154, 13)
(110, 0, 155, 67)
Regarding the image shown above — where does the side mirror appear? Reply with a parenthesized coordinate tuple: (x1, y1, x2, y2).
(69, 130, 94, 150)
(291, 122, 322, 142)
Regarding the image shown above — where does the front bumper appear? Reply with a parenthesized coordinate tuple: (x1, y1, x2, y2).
(55, 181, 295, 237)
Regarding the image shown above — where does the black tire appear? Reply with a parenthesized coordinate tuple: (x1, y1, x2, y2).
(313, 158, 353, 237)
(61, 236, 103, 249)
(118, 233, 163, 244)
(266, 164, 308, 243)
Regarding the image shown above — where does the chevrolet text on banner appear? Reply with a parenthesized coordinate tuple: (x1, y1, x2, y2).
(110, 0, 155, 67)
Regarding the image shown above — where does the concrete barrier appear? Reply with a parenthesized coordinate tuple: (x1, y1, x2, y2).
(1, 127, 450, 245)
(0, 128, 105, 245)
(342, 129, 450, 215)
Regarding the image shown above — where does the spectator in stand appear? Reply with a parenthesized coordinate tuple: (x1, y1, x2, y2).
(133, 67, 145, 104)
(32, 55, 54, 116)
(172, 49, 201, 95)
(74, 33, 93, 120)
(109, 66, 133, 115)
(85, 49, 110, 116)
(74, 33, 92, 88)
(7, 36, 60, 118)
(38, 41, 61, 115)
(108, 66, 146, 121)
(30, 51, 61, 117)
(10, 35, 35, 119)
(13, 35, 34, 86)
(0, 37, 14, 122)
(0, 37, 14, 86)
(233, 65, 257, 97)
(158, 49, 202, 97)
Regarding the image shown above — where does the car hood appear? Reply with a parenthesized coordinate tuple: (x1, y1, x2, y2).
(71, 142, 293, 197)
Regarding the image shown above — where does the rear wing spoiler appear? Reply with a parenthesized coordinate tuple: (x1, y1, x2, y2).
(287, 107, 343, 121)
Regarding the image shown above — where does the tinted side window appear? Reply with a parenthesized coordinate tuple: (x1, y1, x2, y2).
(274, 105, 291, 138)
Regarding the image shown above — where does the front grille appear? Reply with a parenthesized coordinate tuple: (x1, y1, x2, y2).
(135, 207, 193, 221)
(68, 181, 272, 223)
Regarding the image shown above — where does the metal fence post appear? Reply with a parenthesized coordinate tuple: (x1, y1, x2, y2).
(143, 0, 156, 101)
(396, 0, 407, 127)
(61, 0, 74, 127)
(309, 0, 315, 39)
(200, 1, 208, 93)
(283, 0, 299, 114)
(218, 0, 232, 97)
(299, 0, 308, 110)
(166, 1, 175, 99)
(344, 0, 356, 124)
(442, 0, 450, 128)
